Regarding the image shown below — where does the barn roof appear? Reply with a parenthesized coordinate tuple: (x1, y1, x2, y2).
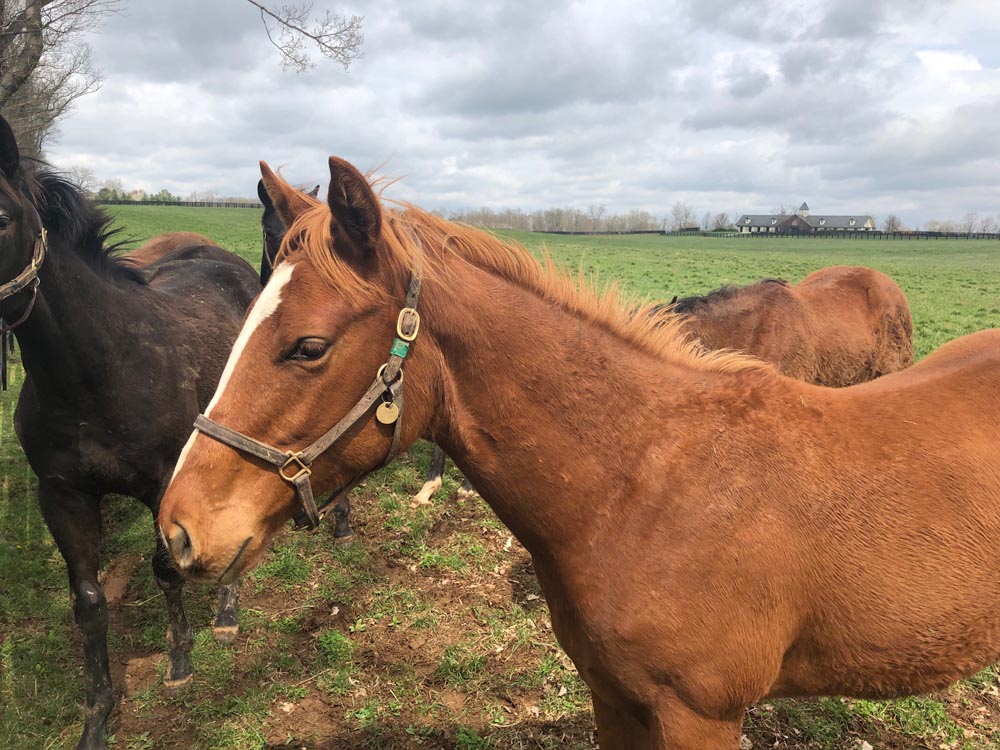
(735, 213, 873, 228)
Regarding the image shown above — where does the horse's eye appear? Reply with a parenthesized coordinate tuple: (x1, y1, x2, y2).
(0, 215, 10, 230)
(287, 338, 331, 361)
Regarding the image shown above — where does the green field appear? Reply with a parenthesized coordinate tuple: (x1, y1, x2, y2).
(3, 208, 1000, 749)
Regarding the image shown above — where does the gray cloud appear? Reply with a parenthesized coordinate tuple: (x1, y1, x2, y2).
(41, 0, 1000, 228)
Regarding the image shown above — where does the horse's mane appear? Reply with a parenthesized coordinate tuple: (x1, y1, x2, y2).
(25, 167, 141, 282)
(672, 278, 789, 315)
(278, 176, 764, 374)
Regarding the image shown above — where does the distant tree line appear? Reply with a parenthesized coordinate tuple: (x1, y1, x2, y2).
(443, 202, 735, 233)
(69, 172, 1000, 237)
(916, 212, 1000, 234)
(72, 171, 257, 204)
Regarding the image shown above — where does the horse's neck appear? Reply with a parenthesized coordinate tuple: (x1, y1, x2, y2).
(682, 296, 759, 349)
(14, 238, 137, 395)
(425, 264, 704, 557)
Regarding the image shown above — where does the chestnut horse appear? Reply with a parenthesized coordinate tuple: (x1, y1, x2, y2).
(656, 270, 913, 386)
(120, 231, 221, 267)
(160, 157, 1000, 750)
(259, 174, 475, 511)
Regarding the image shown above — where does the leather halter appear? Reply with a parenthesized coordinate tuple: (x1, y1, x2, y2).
(0, 227, 47, 320)
(192, 270, 422, 529)
(0, 228, 48, 390)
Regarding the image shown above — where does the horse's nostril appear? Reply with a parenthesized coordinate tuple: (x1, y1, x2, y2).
(167, 523, 194, 568)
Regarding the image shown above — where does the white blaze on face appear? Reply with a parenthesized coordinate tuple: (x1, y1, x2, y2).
(170, 262, 296, 481)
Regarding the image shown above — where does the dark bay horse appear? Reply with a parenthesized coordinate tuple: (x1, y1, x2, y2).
(0, 117, 261, 750)
(258, 178, 318, 285)
(658, 269, 914, 386)
(159, 158, 1000, 749)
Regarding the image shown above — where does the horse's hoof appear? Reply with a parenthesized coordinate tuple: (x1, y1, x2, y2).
(212, 624, 239, 645)
(162, 671, 193, 691)
(410, 478, 442, 508)
(456, 487, 478, 501)
(334, 532, 356, 545)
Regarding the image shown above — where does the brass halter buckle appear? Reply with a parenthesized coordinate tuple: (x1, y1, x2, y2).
(279, 452, 312, 482)
(397, 307, 420, 342)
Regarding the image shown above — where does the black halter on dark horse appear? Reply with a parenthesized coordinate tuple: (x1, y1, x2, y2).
(0, 115, 262, 750)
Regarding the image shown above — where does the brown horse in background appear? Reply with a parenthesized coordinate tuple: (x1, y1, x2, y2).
(119, 231, 220, 267)
(159, 157, 1000, 749)
(657, 267, 913, 386)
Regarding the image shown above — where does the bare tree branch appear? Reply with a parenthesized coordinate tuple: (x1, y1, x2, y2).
(0, 1, 44, 101)
(0, 0, 115, 157)
(244, 0, 363, 71)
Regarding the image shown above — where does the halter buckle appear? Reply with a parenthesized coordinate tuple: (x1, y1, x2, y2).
(397, 307, 420, 342)
(279, 452, 312, 482)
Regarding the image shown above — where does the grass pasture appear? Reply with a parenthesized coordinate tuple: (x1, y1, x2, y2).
(2, 209, 1000, 749)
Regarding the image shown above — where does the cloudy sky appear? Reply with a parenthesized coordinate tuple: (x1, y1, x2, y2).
(48, 0, 1000, 228)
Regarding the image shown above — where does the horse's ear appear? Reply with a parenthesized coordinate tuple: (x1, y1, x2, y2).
(257, 179, 273, 209)
(327, 156, 381, 269)
(0, 116, 20, 179)
(259, 161, 313, 227)
(670, 295, 678, 305)
(308, 184, 320, 198)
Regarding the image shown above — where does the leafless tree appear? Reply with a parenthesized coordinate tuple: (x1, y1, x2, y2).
(65, 163, 97, 192)
(925, 219, 959, 233)
(1, 1, 364, 157)
(881, 214, 903, 233)
(0, 0, 115, 157)
(587, 204, 606, 232)
(710, 212, 731, 230)
(669, 201, 697, 231)
(978, 216, 999, 234)
(245, 1, 363, 71)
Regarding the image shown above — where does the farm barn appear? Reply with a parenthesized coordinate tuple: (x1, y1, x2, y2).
(737, 203, 876, 234)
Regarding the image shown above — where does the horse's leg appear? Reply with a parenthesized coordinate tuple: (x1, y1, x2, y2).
(331, 492, 353, 539)
(456, 476, 477, 501)
(410, 443, 445, 507)
(151, 531, 193, 689)
(649, 691, 743, 750)
(212, 580, 241, 644)
(592, 694, 651, 749)
(38, 483, 113, 750)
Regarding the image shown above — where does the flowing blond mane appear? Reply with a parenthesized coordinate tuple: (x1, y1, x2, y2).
(276, 176, 764, 374)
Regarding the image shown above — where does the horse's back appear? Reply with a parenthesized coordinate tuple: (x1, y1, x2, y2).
(680, 282, 816, 380)
(848, 328, 1000, 393)
(138, 244, 260, 311)
(121, 232, 219, 267)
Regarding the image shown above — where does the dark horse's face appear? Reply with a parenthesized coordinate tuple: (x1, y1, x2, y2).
(0, 116, 43, 294)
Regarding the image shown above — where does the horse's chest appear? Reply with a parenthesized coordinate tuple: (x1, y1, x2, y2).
(532, 557, 652, 703)
(16, 384, 187, 495)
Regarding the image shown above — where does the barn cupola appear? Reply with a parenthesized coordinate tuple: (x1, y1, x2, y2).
(798, 202, 810, 218)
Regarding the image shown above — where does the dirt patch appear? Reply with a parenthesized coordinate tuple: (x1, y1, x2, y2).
(265, 695, 338, 748)
(101, 553, 144, 606)
(122, 653, 164, 697)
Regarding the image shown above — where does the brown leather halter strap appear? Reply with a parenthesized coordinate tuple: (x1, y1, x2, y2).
(0, 228, 48, 390)
(0, 227, 48, 317)
(192, 270, 421, 530)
